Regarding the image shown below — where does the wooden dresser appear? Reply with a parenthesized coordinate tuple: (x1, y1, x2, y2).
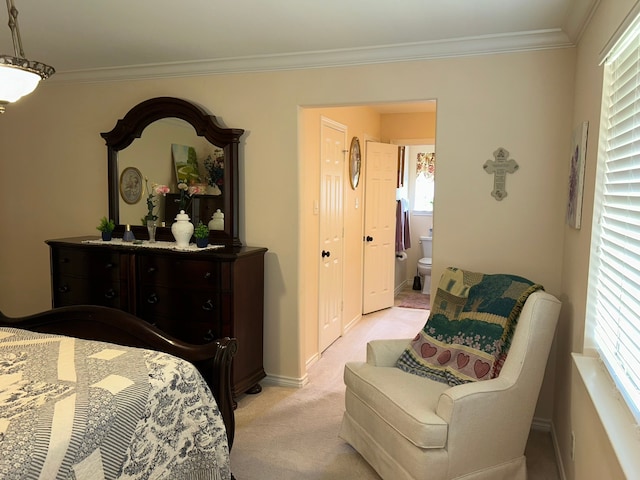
(47, 236, 267, 397)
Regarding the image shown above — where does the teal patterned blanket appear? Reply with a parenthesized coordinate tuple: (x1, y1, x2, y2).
(396, 267, 543, 386)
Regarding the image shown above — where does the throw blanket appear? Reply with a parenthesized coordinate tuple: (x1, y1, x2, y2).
(0, 328, 230, 480)
(396, 267, 543, 386)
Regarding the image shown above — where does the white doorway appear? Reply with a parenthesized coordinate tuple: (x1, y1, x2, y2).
(318, 117, 346, 353)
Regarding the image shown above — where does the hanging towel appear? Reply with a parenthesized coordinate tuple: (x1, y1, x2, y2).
(395, 199, 412, 252)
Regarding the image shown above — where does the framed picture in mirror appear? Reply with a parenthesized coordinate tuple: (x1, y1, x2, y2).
(349, 136, 361, 190)
(119, 167, 143, 204)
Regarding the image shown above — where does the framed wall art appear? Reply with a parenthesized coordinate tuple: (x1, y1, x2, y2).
(349, 136, 361, 189)
(566, 121, 589, 229)
(119, 166, 143, 204)
(172, 143, 202, 184)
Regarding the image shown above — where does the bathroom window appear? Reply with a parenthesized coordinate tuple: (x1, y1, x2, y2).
(413, 152, 435, 213)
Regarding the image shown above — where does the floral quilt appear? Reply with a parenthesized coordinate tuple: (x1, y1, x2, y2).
(0, 327, 230, 480)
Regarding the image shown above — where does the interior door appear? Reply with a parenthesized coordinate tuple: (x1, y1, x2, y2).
(362, 141, 399, 314)
(318, 118, 345, 353)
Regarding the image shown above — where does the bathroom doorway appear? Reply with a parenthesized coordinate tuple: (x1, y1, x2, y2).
(392, 141, 436, 297)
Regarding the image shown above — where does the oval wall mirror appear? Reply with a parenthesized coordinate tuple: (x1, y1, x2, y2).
(349, 136, 361, 189)
(101, 97, 245, 247)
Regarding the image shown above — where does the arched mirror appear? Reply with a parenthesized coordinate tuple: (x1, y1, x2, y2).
(102, 97, 244, 247)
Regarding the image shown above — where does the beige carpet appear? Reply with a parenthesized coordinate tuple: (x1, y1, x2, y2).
(229, 306, 560, 479)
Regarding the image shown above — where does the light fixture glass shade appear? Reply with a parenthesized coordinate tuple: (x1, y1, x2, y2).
(1, 1, 56, 112)
(0, 62, 41, 103)
(0, 55, 54, 110)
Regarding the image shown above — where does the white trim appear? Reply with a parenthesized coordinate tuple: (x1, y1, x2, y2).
(551, 422, 568, 480)
(343, 313, 363, 336)
(262, 373, 309, 389)
(572, 353, 640, 479)
(599, 0, 640, 64)
(531, 417, 552, 432)
(48, 30, 573, 84)
(563, 0, 601, 44)
(305, 353, 320, 370)
(394, 280, 409, 296)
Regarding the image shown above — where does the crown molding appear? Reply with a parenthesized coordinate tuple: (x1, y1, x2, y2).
(563, 0, 600, 44)
(49, 29, 574, 84)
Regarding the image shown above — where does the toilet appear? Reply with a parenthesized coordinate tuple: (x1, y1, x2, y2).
(417, 236, 433, 295)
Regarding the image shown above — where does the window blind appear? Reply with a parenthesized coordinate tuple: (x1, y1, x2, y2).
(588, 17, 640, 424)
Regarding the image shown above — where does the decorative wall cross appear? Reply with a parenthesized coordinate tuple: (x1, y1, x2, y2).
(483, 147, 519, 201)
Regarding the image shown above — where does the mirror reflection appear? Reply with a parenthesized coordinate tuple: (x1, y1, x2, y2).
(103, 97, 244, 247)
(118, 118, 225, 227)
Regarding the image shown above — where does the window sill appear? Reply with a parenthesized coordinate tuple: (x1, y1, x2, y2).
(411, 211, 433, 216)
(572, 353, 640, 478)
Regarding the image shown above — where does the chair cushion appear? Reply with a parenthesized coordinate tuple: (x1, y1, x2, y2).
(396, 267, 542, 386)
(344, 361, 449, 449)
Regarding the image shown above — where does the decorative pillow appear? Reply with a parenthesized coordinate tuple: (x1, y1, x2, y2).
(396, 267, 543, 386)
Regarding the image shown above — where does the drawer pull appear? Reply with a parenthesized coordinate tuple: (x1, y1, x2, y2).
(104, 289, 116, 300)
(147, 293, 159, 304)
(202, 299, 214, 311)
(104, 263, 114, 269)
(203, 329, 217, 342)
(204, 272, 212, 279)
(57, 284, 70, 293)
(60, 257, 70, 264)
(147, 267, 156, 274)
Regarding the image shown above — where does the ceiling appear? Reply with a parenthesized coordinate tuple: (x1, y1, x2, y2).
(4, 0, 598, 84)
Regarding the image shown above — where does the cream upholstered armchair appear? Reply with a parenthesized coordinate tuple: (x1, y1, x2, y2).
(339, 290, 561, 480)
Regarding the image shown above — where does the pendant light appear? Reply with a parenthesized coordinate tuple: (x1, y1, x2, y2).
(0, 0, 54, 113)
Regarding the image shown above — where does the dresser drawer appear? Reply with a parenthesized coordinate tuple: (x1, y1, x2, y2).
(137, 254, 223, 289)
(137, 285, 221, 324)
(143, 315, 222, 345)
(52, 247, 121, 281)
(53, 275, 124, 309)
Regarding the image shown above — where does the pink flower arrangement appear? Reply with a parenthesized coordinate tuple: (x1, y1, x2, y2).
(176, 181, 206, 211)
(145, 179, 169, 221)
(154, 184, 170, 196)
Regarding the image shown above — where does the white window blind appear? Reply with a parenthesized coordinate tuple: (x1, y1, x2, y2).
(588, 16, 640, 424)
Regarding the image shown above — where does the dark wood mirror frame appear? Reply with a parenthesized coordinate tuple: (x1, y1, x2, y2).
(101, 97, 244, 247)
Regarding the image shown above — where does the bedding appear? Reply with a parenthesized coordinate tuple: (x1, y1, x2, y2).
(0, 327, 231, 480)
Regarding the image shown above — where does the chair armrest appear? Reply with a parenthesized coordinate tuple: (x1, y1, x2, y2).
(436, 377, 513, 422)
(366, 339, 411, 367)
(436, 377, 535, 476)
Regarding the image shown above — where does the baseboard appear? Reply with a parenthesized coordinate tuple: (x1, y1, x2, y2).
(394, 280, 409, 295)
(343, 313, 362, 334)
(532, 417, 565, 480)
(531, 416, 552, 432)
(262, 373, 309, 389)
(550, 422, 568, 480)
(305, 352, 320, 370)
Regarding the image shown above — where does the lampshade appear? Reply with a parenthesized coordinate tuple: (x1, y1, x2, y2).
(1, 1, 55, 113)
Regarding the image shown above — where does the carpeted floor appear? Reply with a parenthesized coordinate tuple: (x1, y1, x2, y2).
(229, 305, 560, 479)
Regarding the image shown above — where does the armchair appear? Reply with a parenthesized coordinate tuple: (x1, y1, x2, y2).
(339, 290, 561, 480)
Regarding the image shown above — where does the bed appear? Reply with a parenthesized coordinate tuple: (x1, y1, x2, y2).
(0, 305, 237, 480)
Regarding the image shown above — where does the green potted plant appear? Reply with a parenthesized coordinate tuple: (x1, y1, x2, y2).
(96, 216, 115, 241)
(194, 221, 209, 248)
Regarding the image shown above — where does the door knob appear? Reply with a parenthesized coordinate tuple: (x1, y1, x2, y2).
(322, 250, 331, 258)
(366, 236, 374, 242)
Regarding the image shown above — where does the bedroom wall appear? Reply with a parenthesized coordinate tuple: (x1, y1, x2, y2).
(554, 0, 635, 478)
(0, 47, 573, 423)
